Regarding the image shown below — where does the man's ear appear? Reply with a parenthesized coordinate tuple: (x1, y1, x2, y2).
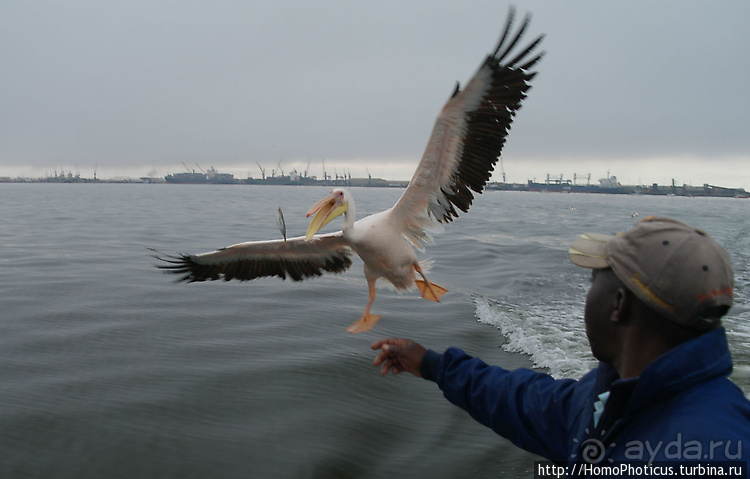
(611, 287, 633, 324)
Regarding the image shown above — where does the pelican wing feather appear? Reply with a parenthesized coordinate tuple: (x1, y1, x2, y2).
(391, 9, 544, 249)
(153, 233, 353, 283)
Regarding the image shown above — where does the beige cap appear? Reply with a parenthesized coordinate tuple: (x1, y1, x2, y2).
(569, 216, 734, 330)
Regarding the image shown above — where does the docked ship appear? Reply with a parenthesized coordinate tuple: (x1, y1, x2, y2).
(526, 174, 629, 194)
(165, 166, 235, 184)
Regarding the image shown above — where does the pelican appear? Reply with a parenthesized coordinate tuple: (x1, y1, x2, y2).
(155, 10, 544, 333)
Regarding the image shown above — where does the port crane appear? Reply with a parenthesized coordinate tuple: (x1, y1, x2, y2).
(255, 162, 266, 180)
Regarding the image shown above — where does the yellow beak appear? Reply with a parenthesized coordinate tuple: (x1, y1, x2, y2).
(305, 193, 348, 239)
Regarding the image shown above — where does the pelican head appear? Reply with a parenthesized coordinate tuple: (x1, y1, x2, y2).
(306, 189, 349, 239)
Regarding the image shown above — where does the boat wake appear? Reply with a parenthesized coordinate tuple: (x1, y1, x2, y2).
(473, 295, 597, 379)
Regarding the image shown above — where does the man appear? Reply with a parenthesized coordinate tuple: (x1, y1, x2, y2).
(372, 216, 749, 469)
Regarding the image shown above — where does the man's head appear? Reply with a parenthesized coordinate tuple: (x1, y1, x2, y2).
(569, 216, 734, 331)
(569, 216, 734, 373)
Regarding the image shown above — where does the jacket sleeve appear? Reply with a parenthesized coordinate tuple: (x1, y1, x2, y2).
(421, 347, 586, 461)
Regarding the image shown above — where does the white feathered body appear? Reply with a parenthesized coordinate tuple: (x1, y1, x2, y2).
(345, 209, 420, 290)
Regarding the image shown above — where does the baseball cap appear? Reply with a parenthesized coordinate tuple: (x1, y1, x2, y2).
(569, 216, 734, 330)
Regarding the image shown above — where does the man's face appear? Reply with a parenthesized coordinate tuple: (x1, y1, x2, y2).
(584, 268, 622, 363)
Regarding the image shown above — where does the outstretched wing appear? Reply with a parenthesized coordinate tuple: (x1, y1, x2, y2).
(391, 8, 544, 248)
(153, 232, 353, 282)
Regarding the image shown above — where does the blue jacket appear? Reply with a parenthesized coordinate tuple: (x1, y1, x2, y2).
(421, 328, 750, 474)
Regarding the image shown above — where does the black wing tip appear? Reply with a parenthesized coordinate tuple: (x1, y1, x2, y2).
(491, 7, 544, 72)
(149, 247, 181, 268)
(150, 248, 204, 283)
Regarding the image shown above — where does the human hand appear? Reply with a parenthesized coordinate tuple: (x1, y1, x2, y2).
(371, 338, 427, 377)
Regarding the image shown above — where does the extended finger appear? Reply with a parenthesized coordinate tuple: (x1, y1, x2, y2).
(373, 351, 389, 367)
(371, 338, 394, 350)
(371, 338, 408, 350)
(380, 358, 395, 375)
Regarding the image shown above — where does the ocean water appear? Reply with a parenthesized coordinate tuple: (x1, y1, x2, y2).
(1, 183, 748, 478)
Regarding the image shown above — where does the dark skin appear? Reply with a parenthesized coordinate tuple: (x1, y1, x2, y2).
(371, 338, 427, 377)
(373, 268, 707, 379)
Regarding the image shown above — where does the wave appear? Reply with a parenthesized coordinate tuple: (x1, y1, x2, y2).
(473, 295, 597, 379)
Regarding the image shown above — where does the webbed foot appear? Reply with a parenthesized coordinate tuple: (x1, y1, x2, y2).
(415, 280, 448, 302)
(345, 314, 382, 334)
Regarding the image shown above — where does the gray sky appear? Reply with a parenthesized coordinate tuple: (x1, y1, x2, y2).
(2, 0, 749, 187)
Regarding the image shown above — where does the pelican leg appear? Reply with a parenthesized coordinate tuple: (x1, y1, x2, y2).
(346, 278, 381, 334)
(413, 263, 448, 302)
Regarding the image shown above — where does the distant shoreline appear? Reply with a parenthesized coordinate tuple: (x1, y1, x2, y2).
(1, 176, 747, 198)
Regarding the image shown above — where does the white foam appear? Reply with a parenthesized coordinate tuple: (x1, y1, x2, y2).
(474, 295, 596, 379)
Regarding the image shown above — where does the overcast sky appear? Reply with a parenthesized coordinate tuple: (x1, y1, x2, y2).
(2, 1, 749, 187)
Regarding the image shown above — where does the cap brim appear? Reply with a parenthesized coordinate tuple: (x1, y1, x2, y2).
(568, 233, 613, 269)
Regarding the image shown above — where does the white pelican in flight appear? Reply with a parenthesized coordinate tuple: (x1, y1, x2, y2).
(155, 10, 544, 333)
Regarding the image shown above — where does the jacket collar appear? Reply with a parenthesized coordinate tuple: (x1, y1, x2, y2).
(595, 327, 733, 413)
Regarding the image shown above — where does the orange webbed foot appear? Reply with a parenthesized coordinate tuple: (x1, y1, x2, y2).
(345, 314, 382, 334)
(415, 280, 448, 302)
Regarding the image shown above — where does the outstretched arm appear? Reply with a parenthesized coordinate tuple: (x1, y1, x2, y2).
(371, 338, 589, 462)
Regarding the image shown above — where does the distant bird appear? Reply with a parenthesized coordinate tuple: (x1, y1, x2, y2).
(154, 9, 544, 333)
